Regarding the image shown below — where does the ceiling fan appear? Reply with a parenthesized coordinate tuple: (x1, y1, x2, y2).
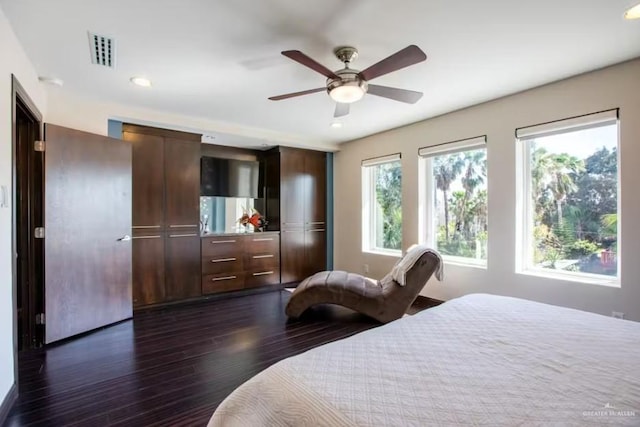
(268, 45, 427, 118)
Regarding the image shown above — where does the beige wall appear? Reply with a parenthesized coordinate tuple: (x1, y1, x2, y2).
(334, 59, 640, 321)
(0, 5, 47, 405)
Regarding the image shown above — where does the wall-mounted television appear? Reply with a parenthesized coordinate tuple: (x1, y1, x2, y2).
(200, 156, 262, 198)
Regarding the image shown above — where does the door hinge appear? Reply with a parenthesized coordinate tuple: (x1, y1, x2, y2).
(34, 227, 45, 239)
(36, 313, 45, 325)
(34, 140, 45, 152)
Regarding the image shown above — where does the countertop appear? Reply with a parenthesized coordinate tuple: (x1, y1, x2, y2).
(200, 230, 280, 237)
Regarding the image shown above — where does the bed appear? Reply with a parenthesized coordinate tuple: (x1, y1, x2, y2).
(208, 294, 640, 426)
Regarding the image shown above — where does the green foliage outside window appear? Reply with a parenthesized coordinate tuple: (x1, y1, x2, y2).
(374, 162, 402, 250)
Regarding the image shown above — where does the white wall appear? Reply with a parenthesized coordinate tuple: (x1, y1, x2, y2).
(334, 59, 640, 321)
(0, 5, 47, 405)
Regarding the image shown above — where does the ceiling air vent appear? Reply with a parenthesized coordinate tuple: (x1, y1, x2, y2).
(88, 32, 115, 68)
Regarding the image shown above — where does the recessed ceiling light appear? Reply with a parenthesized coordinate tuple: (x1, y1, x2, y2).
(624, 3, 640, 19)
(130, 76, 152, 87)
(38, 76, 64, 86)
(331, 122, 343, 129)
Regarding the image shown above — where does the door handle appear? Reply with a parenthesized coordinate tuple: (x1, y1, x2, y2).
(118, 235, 132, 242)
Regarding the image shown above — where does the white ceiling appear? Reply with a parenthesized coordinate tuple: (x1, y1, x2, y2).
(2, 0, 640, 148)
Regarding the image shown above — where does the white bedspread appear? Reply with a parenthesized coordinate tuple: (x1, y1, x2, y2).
(209, 294, 640, 426)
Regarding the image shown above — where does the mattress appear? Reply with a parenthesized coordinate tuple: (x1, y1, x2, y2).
(208, 294, 640, 426)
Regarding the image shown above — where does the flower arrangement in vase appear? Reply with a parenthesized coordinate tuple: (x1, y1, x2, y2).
(237, 208, 268, 232)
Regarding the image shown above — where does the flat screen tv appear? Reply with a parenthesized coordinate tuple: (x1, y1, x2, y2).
(200, 156, 262, 198)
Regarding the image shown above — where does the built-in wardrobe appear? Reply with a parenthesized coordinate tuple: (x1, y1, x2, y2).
(125, 124, 328, 308)
(123, 124, 201, 307)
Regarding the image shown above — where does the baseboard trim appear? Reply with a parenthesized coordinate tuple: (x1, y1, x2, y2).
(0, 383, 17, 425)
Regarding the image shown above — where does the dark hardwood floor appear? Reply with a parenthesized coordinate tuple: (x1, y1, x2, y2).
(5, 290, 440, 427)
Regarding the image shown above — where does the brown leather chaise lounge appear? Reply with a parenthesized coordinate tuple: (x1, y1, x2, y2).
(285, 245, 443, 323)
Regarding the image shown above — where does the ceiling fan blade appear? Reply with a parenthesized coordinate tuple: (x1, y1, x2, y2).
(358, 45, 427, 81)
(268, 87, 326, 101)
(367, 84, 423, 104)
(334, 102, 350, 118)
(282, 50, 340, 79)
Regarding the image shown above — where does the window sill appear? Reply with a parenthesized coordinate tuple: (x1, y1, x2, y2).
(442, 256, 487, 269)
(362, 249, 402, 258)
(517, 268, 620, 288)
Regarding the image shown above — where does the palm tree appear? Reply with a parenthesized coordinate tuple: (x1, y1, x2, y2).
(434, 153, 464, 241)
(457, 150, 486, 236)
(546, 153, 584, 226)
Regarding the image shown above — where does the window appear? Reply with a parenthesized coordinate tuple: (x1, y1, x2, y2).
(517, 110, 619, 282)
(362, 154, 402, 254)
(419, 136, 488, 265)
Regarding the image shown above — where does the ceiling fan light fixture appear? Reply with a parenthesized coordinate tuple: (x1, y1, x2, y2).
(329, 84, 365, 104)
(624, 3, 640, 19)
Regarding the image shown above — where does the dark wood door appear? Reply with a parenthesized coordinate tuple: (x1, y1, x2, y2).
(131, 233, 165, 307)
(124, 131, 164, 231)
(280, 149, 306, 228)
(164, 138, 200, 231)
(304, 151, 327, 225)
(165, 233, 201, 300)
(280, 229, 306, 283)
(44, 124, 132, 343)
(304, 229, 327, 277)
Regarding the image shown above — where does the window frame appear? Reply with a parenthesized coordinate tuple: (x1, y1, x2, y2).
(515, 109, 621, 286)
(361, 153, 403, 256)
(418, 136, 488, 267)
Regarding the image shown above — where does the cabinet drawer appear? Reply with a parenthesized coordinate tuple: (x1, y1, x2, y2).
(202, 255, 243, 275)
(201, 237, 244, 257)
(202, 273, 244, 294)
(244, 234, 279, 254)
(245, 253, 279, 270)
(245, 268, 280, 288)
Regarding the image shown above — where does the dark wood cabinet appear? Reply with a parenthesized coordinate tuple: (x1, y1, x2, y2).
(280, 229, 306, 284)
(127, 131, 164, 230)
(304, 229, 326, 278)
(164, 138, 200, 230)
(131, 233, 165, 307)
(280, 149, 306, 227)
(165, 233, 201, 300)
(201, 233, 281, 294)
(303, 151, 327, 225)
(271, 148, 327, 284)
(123, 125, 202, 308)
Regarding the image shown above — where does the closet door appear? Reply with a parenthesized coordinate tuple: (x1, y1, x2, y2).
(281, 229, 306, 283)
(280, 149, 306, 228)
(304, 151, 326, 226)
(131, 233, 165, 307)
(165, 233, 201, 300)
(124, 131, 164, 231)
(164, 137, 200, 231)
(304, 151, 327, 275)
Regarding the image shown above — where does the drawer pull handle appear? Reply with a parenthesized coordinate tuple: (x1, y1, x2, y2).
(211, 275, 237, 282)
(252, 238, 274, 242)
(169, 224, 198, 228)
(308, 229, 325, 232)
(210, 257, 237, 263)
(169, 234, 198, 238)
(210, 240, 236, 244)
(132, 235, 162, 240)
(132, 225, 161, 229)
(253, 271, 274, 276)
(307, 222, 325, 225)
(252, 254, 274, 259)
